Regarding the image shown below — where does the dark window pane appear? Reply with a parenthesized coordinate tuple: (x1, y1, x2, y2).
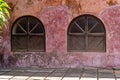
(12, 35, 27, 51)
(31, 24, 44, 33)
(69, 23, 83, 33)
(28, 35, 45, 51)
(88, 17, 97, 31)
(18, 18, 28, 32)
(90, 23, 105, 33)
(68, 35, 85, 51)
(12, 24, 25, 34)
(29, 17, 38, 31)
(88, 36, 105, 52)
(76, 17, 85, 31)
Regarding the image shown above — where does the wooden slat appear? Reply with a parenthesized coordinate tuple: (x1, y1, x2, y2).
(67, 36, 85, 51)
(30, 23, 39, 33)
(29, 33, 44, 36)
(17, 22, 27, 33)
(69, 33, 85, 36)
(88, 36, 105, 52)
(88, 33, 104, 36)
(88, 22, 98, 32)
(28, 36, 45, 51)
(85, 17, 88, 50)
(12, 33, 27, 35)
(74, 22, 85, 32)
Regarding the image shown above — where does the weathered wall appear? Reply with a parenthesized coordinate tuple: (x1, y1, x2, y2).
(100, 5, 120, 68)
(0, 0, 120, 68)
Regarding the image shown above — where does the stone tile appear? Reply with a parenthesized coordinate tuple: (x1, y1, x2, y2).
(12, 72, 34, 76)
(80, 68, 97, 80)
(62, 69, 82, 80)
(99, 78, 115, 80)
(48, 72, 65, 77)
(98, 69, 115, 80)
(80, 77, 97, 80)
(45, 77, 63, 80)
(11, 76, 29, 80)
(67, 68, 83, 73)
(54, 68, 68, 73)
(45, 72, 65, 80)
(62, 77, 79, 80)
(28, 72, 51, 80)
(28, 76, 45, 80)
(29, 68, 55, 73)
(10, 78, 26, 80)
(11, 69, 26, 72)
(0, 68, 119, 80)
(20, 68, 55, 73)
(5, 71, 17, 75)
(116, 77, 120, 80)
(65, 73, 81, 77)
(0, 79, 9, 80)
(0, 75, 13, 79)
(99, 69, 114, 73)
(0, 69, 12, 72)
(114, 70, 120, 77)
(12, 68, 54, 73)
(82, 68, 97, 77)
(65, 68, 82, 77)
(0, 72, 6, 75)
(84, 67, 97, 70)
(9, 72, 34, 80)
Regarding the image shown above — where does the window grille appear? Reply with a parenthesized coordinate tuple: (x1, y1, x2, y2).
(67, 14, 106, 52)
(11, 16, 45, 52)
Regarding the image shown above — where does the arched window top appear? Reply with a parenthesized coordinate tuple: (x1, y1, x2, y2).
(68, 14, 105, 34)
(11, 16, 45, 52)
(12, 16, 45, 35)
(68, 14, 106, 52)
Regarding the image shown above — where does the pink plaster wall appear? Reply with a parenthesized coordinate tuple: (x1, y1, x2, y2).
(40, 5, 72, 53)
(99, 5, 120, 68)
(0, 0, 120, 68)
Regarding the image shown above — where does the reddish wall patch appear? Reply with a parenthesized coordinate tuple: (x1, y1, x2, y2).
(1, 4, 120, 68)
(0, 5, 108, 68)
(40, 5, 72, 53)
(99, 5, 120, 68)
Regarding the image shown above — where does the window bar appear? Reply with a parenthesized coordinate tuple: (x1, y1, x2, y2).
(95, 38, 104, 48)
(30, 22, 39, 33)
(30, 33, 44, 36)
(88, 33, 104, 36)
(17, 22, 27, 33)
(74, 22, 85, 33)
(69, 33, 85, 36)
(27, 17, 30, 51)
(88, 22, 98, 32)
(85, 16, 88, 51)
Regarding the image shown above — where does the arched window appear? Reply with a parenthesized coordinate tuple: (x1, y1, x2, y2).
(11, 16, 45, 52)
(67, 14, 106, 52)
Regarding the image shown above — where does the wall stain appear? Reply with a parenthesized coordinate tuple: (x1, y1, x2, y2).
(8, 0, 19, 12)
(26, 0, 33, 5)
(107, 0, 118, 6)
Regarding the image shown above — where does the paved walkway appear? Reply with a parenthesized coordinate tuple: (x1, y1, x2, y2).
(0, 68, 119, 80)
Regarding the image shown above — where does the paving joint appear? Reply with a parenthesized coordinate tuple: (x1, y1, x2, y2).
(113, 68, 117, 80)
(44, 68, 56, 80)
(61, 68, 70, 80)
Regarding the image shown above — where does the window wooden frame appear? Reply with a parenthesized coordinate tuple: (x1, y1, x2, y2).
(11, 16, 45, 52)
(67, 14, 106, 52)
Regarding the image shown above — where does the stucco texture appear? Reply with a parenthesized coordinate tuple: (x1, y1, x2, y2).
(100, 5, 120, 68)
(0, 0, 120, 68)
